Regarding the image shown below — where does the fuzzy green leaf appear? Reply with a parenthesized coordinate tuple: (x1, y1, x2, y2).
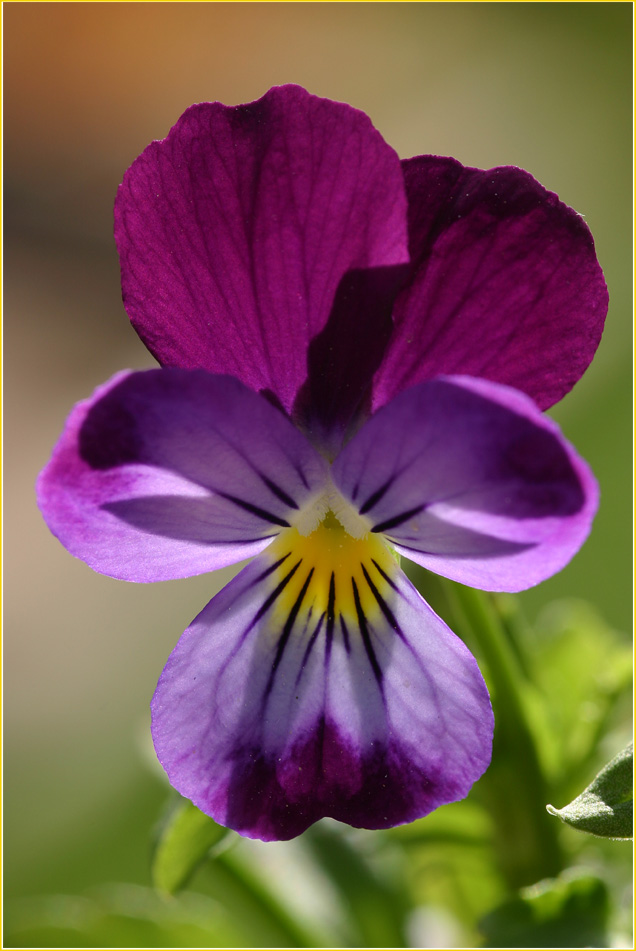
(546, 743, 633, 839)
(152, 798, 229, 894)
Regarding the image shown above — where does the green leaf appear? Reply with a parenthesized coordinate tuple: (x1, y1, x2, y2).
(479, 871, 610, 948)
(152, 798, 229, 894)
(546, 743, 633, 839)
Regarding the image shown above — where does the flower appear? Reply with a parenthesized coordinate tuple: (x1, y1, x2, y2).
(37, 85, 607, 842)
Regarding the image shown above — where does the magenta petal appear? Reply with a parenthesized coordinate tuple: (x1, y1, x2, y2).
(115, 85, 409, 417)
(151, 548, 492, 841)
(37, 369, 328, 582)
(372, 157, 608, 412)
(332, 375, 598, 592)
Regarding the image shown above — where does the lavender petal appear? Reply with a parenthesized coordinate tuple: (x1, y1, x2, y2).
(37, 369, 328, 582)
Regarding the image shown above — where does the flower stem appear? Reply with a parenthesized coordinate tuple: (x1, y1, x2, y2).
(440, 580, 564, 889)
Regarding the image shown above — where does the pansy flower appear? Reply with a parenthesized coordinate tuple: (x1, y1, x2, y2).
(38, 85, 607, 842)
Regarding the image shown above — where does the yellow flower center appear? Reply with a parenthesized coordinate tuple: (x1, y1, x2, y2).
(263, 499, 398, 635)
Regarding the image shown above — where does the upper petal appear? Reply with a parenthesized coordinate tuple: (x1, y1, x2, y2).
(115, 85, 409, 417)
(332, 375, 598, 592)
(372, 157, 608, 411)
(37, 369, 328, 582)
(151, 528, 493, 841)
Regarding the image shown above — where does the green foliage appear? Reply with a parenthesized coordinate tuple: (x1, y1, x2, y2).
(3, 885, 245, 948)
(479, 871, 610, 948)
(527, 600, 632, 794)
(305, 824, 411, 947)
(150, 798, 324, 946)
(191, 843, 326, 947)
(547, 744, 633, 840)
(390, 801, 505, 942)
(151, 797, 229, 895)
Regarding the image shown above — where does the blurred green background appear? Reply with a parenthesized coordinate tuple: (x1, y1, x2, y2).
(4, 2, 632, 947)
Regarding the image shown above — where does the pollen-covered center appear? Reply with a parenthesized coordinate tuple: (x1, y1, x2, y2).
(261, 496, 399, 644)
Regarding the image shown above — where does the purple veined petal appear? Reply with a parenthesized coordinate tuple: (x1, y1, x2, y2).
(37, 369, 328, 582)
(151, 525, 493, 841)
(372, 157, 608, 412)
(332, 375, 598, 593)
(115, 85, 409, 423)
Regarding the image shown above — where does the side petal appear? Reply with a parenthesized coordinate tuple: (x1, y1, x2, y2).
(151, 532, 493, 841)
(332, 376, 598, 592)
(115, 85, 409, 417)
(372, 157, 608, 412)
(37, 369, 328, 582)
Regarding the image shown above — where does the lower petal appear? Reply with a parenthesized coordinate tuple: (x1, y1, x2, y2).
(151, 529, 493, 841)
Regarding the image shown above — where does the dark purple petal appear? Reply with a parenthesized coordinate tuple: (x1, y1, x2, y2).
(372, 157, 608, 412)
(292, 263, 409, 455)
(37, 369, 328, 582)
(115, 85, 409, 420)
(332, 375, 598, 592)
(151, 533, 493, 841)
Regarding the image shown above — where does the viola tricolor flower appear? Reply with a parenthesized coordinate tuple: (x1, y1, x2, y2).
(38, 85, 607, 841)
